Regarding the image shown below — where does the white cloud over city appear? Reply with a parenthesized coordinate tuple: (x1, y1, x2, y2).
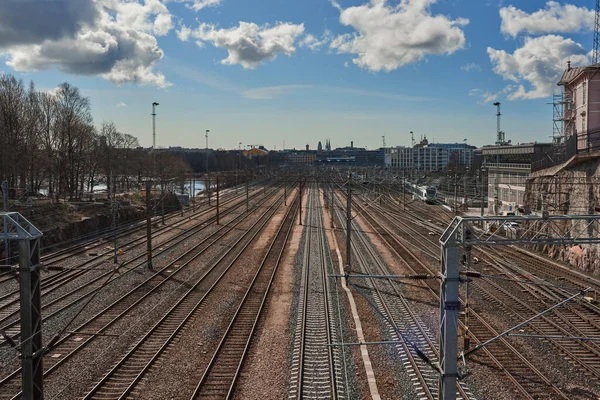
(329, 0, 468, 71)
(182, 21, 305, 69)
(488, 35, 589, 100)
(0, 0, 172, 87)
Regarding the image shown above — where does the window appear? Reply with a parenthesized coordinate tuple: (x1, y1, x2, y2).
(583, 81, 587, 105)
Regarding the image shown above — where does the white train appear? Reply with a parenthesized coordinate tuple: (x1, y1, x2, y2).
(411, 184, 437, 204)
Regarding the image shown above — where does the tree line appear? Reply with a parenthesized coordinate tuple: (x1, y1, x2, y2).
(0, 73, 190, 202)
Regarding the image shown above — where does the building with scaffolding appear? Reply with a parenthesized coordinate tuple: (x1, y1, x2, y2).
(557, 61, 600, 151)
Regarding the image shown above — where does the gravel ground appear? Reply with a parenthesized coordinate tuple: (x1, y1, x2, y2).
(132, 190, 287, 399)
(367, 199, 600, 399)
(232, 188, 302, 400)
(1, 187, 273, 398)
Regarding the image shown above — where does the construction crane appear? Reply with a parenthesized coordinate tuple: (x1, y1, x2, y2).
(410, 131, 415, 147)
(382, 135, 386, 148)
(594, 0, 600, 64)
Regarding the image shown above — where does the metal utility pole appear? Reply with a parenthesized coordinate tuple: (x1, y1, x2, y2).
(216, 175, 220, 225)
(246, 180, 249, 212)
(453, 174, 458, 215)
(331, 184, 334, 229)
(439, 230, 460, 400)
(207, 175, 211, 206)
(192, 173, 195, 211)
(206, 129, 210, 206)
(152, 102, 159, 150)
(463, 176, 467, 209)
(2, 181, 8, 261)
(111, 174, 118, 264)
(402, 170, 406, 210)
(494, 178, 499, 215)
(1, 212, 44, 399)
(161, 185, 165, 225)
(146, 182, 153, 271)
(298, 181, 303, 225)
(284, 184, 287, 206)
(479, 170, 484, 217)
(346, 172, 352, 279)
(438, 215, 600, 400)
(151, 102, 159, 181)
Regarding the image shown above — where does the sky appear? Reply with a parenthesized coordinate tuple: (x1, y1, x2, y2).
(0, 0, 597, 150)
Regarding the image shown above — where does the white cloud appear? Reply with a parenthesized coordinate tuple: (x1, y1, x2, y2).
(1, 0, 171, 87)
(171, 0, 222, 12)
(102, 0, 173, 36)
(329, 0, 468, 71)
(189, 22, 305, 69)
(488, 35, 589, 100)
(116, 101, 127, 107)
(469, 85, 515, 103)
(299, 30, 333, 51)
(500, 1, 594, 38)
(177, 24, 192, 41)
(461, 62, 480, 72)
(242, 84, 312, 99)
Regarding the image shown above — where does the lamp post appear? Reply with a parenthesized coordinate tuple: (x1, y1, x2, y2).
(151, 102, 159, 180)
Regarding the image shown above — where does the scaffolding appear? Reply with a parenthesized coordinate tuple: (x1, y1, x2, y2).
(550, 93, 574, 144)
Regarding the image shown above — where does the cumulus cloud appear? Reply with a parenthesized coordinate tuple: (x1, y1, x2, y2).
(116, 101, 127, 107)
(461, 62, 480, 72)
(189, 22, 305, 69)
(1, 0, 172, 87)
(500, 1, 594, 38)
(0, 0, 98, 47)
(106, 0, 173, 36)
(487, 35, 589, 100)
(299, 30, 333, 51)
(177, 25, 192, 41)
(169, 0, 222, 12)
(329, 0, 468, 71)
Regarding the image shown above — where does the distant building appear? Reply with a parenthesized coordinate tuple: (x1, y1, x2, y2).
(384, 138, 475, 171)
(286, 152, 316, 164)
(243, 146, 268, 158)
(481, 142, 552, 214)
(317, 141, 323, 152)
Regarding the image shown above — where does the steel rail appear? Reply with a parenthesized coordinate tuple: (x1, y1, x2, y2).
(190, 190, 299, 399)
(82, 188, 286, 399)
(0, 184, 285, 399)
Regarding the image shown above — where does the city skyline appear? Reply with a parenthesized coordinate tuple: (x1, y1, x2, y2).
(1, 0, 596, 149)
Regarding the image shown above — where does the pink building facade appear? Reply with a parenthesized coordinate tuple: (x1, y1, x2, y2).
(558, 63, 600, 151)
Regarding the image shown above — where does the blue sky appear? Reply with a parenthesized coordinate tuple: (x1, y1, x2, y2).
(1, 0, 596, 149)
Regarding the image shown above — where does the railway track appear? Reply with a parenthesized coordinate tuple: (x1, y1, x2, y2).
(0, 183, 272, 346)
(0, 185, 285, 399)
(289, 185, 343, 400)
(81, 187, 286, 399)
(372, 194, 600, 388)
(352, 194, 569, 399)
(190, 191, 300, 399)
(333, 187, 474, 400)
(0, 181, 260, 286)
